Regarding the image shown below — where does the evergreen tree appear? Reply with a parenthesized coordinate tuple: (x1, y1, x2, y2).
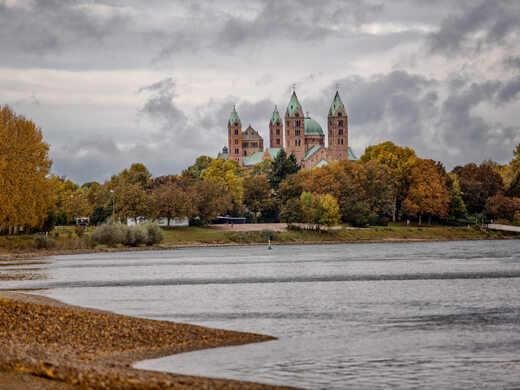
(268, 149, 300, 190)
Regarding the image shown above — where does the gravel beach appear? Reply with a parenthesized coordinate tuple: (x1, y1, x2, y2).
(0, 292, 299, 389)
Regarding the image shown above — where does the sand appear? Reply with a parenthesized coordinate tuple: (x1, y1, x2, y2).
(0, 292, 299, 390)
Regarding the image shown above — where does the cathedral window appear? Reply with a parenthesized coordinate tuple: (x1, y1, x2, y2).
(341, 139, 344, 145)
(295, 129, 300, 136)
(276, 129, 280, 135)
(276, 139, 280, 145)
(338, 120, 343, 126)
(295, 140, 297, 146)
(234, 129, 238, 135)
(338, 129, 343, 135)
(235, 148, 239, 154)
(243, 150, 247, 156)
(295, 113, 300, 117)
(337, 139, 340, 144)
(235, 139, 239, 145)
(298, 140, 301, 146)
(338, 112, 342, 117)
(287, 120, 289, 126)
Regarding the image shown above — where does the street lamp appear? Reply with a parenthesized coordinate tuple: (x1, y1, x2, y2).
(110, 189, 115, 215)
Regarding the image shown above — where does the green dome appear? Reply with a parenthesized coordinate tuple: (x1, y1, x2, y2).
(304, 117, 324, 135)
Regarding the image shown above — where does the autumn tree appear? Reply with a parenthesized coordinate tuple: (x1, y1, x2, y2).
(484, 194, 520, 220)
(402, 159, 450, 225)
(192, 180, 231, 224)
(456, 162, 505, 213)
(200, 159, 244, 214)
(148, 180, 194, 226)
(360, 141, 417, 221)
(242, 175, 273, 223)
(0, 106, 53, 233)
(113, 182, 148, 221)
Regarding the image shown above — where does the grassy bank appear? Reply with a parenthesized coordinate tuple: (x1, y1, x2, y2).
(0, 225, 517, 258)
(161, 225, 517, 246)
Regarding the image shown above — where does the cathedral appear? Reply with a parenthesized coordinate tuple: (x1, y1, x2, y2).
(217, 90, 357, 169)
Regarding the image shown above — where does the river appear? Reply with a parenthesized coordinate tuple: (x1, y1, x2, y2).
(1, 240, 520, 389)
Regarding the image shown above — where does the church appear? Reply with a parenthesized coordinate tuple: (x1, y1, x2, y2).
(217, 90, 357, 169)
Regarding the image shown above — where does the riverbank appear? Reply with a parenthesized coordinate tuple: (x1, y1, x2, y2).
(0, 225, 518, 260)
(0, 292, 298, 390)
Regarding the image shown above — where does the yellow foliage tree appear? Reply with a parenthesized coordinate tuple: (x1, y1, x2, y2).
(200, 159, 244, 213)
(0, 106, 52, 232)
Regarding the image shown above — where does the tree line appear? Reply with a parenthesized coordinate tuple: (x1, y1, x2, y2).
(1, 106, 520, 234)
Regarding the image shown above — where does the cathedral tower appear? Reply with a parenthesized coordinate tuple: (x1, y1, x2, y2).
(228, 106, 243, 164)
(269, 106, 283, 148)
(328, 90, 348, 161)
(285, 91, 305, 162)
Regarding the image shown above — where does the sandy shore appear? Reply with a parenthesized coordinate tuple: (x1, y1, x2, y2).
(0, 292, 299, 390)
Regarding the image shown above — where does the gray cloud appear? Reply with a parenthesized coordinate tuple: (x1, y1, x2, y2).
(427, 0, 520, 56)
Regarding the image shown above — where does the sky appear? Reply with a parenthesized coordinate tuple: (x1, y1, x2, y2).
(1, 0, 519, 184)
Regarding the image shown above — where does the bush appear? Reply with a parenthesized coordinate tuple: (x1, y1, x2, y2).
(91, 220, 163, 246)
(33, 234, 57, 249)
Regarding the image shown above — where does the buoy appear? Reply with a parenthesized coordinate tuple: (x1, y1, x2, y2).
(268, 237, 272, 250)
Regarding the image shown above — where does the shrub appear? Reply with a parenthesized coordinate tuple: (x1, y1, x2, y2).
(91, 222, 127, 245)
(33, 234, 57, 249)
(91, 220, 163, 246)
(142, 221, 164, 245)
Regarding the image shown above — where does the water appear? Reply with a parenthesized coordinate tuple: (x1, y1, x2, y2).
(1, 240, 520, 389)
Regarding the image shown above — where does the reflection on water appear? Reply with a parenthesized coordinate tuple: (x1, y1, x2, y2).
(1, 240, 520, 389)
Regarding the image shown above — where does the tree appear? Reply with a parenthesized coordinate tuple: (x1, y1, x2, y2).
(113, 182, 148, 221)
(510, 143, 520, 173)
(484, 194, 520, 220)
(182, 156, 213, 178)
(242, 175, 273, 223)
(402, 159, 450, 225)
(192, 180, 231, 224)
(0, 106, 53, 233)
(362, 161, 395, 218)
(456, 162, 505, 213)
(508, 171, 520, 198)
(446, 173, 467, 220)
(316, 194, 341, 227)
(267, 149, 300, 190)
(360, 141, 417, 221)
(200, 159, 244, 213)
(148, 181, 194, 225)
(280, 198, 301, 226)
(251, 160, 272, 177)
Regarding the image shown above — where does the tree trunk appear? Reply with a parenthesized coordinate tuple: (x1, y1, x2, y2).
(393, 197, 397, 222)
(418, 214, 422, 226)
(428, 214, 431, 226)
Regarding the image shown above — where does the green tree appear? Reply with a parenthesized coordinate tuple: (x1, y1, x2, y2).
(268, 149, 300, 190)
(280, 198, 301, 226)
(242, 175, 273, 223)
(316, 193, 341, 227)
(446, 173, 467, 220)
(182, 156, 213, 178)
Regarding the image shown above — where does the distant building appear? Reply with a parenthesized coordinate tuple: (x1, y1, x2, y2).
(217, 90, 357, 169)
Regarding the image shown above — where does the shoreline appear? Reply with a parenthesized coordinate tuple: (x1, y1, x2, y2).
(0, 291, 299, 390)
(1, 234, 518, 260)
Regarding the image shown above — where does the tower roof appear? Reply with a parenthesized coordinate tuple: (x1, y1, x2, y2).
(229, 106, 241, 125)
(286, 91, 302, 117)
(270, 105, 282, 124)
(329, 90, 346, 116)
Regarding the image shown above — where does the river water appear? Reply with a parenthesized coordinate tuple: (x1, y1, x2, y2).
(1, 240, 520, 389)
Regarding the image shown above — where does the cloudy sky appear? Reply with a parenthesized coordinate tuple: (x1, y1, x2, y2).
(1, 0, 519, 183)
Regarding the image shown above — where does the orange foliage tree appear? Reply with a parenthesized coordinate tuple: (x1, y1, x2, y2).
(402, 159, 450, 225)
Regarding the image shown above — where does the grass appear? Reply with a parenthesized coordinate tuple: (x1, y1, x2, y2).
(0, 224, 516, 256)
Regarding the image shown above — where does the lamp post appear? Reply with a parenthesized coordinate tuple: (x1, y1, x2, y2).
(110, 190, 115, 215)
